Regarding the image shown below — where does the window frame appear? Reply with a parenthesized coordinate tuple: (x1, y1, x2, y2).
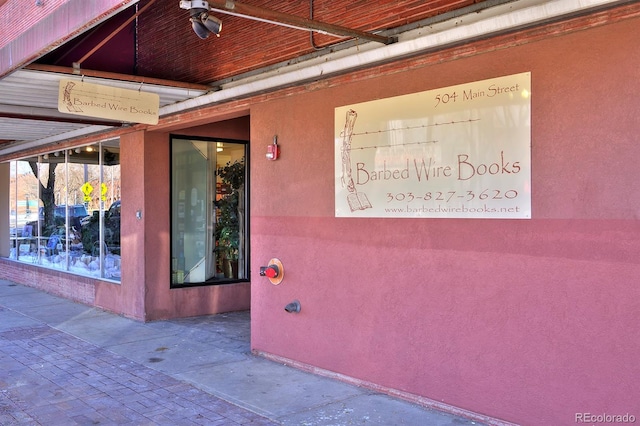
(169, 134, 249, 288)
(6, 141, 121, 282)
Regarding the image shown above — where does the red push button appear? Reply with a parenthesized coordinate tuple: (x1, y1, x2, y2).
(261, 258, 284, 285)
(264, 265, 279, 278)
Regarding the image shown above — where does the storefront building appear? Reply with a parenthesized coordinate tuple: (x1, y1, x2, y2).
(1, 1, 639, 424)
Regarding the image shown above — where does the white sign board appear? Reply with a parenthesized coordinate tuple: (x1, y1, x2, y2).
(335, 72, 531, 218)
(58, 79, 160, 125)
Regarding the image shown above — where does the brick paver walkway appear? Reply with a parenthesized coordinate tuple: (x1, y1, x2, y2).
(0, 318, 276, 425)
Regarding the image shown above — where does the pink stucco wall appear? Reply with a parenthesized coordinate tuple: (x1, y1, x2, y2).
(95, 118, 252, 321)
(95, 131, 146, 319)
(250, 18, 640, 424)
(0, 119, 251, 322)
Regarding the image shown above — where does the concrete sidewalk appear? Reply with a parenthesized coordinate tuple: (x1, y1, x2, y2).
(0, 279, 485, 425)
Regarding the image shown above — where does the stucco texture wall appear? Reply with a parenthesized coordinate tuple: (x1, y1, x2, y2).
(94, 118, 252, 321)
(249, 18, 640, 424)
(142, 119, 252, 320)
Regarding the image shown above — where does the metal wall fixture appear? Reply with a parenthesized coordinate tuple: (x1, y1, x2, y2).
(259, 258, 284, 285)
(284, 300, 301, 313)
(266, 135, 279, 160)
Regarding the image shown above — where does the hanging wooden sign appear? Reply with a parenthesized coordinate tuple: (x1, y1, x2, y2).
(58, 79, 159, 125)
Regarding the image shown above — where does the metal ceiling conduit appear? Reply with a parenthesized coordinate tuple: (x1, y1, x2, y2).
(181, 0, 397, 44)
(161, 0, 627, 118)
(0, 0, 630, 154)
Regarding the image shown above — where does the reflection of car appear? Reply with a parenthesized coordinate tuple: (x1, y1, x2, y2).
(37, 205, 89, 222)
(81, 200, 121, 255)
(26, 204, 89, 235)
(65, 205, 89, 220)
(106, 200, 121, 224)
(104, 200, 121, 243)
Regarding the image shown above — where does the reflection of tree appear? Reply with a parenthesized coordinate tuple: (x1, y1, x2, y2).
(29, 161, 57, 232)
(67, 165, 86, 205)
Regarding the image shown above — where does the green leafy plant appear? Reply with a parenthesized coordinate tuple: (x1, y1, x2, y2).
(215, 160, 244, 263)
(216, 159, 245, 192)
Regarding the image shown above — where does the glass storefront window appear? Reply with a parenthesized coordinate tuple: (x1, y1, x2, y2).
(171, 137, 247, 286)
(6, 141, 121, 281)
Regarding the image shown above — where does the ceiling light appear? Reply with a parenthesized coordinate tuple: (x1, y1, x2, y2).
(180, 1, 223, 39)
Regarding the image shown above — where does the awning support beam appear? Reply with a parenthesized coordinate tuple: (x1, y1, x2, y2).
(204, 0, 397, 45)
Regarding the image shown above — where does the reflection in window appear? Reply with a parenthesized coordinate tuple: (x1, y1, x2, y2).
(6, 141, 121, 281)
(171, 137, 247, 286)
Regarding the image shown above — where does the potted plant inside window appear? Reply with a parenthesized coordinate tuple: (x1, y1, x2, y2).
(215, 159, 244, 278)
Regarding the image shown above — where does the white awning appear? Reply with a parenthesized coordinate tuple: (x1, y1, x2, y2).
(0, 68, 209, 155)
